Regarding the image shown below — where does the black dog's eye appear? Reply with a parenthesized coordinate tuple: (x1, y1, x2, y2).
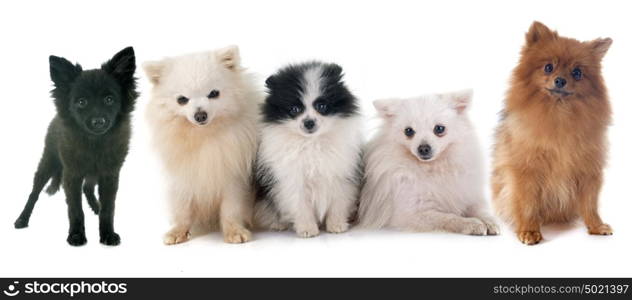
(208, 89, 220, 99)
(571, 67, 582, 81)
(177, 96, 189, 105)
(315, 102, 328, 114)
(77, 98, 88, 108)
(544, 63, 554, 74)
(289, 106, 302, 116)
(434, 125, 446, 137)
(404, 127, 415, 138)
(104, 96, 114, 106)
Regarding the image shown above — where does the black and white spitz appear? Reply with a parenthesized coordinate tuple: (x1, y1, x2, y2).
(254, 62, 363, 237)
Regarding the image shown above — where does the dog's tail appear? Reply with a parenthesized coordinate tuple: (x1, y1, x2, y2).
(253, 200, 289, 231)
(44, 173, 61, 195)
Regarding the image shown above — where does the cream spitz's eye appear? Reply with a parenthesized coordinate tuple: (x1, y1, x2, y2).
(177, 96, 189, 105)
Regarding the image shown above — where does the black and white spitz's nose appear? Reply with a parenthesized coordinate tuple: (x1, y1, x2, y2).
(302, 118, 317, 134)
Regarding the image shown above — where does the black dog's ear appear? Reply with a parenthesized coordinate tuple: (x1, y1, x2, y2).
(49, 56, 82, 87)
(102, 46, 136, 83)
(265, 74, 277, 89)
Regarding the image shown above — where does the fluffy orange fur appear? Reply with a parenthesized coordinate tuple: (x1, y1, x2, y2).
(491, 21, 613, 245)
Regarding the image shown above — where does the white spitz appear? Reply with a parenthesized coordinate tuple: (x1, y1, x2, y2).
(358, 90, 499, 235)
(143, 46, 260, 244)
(254, 62, 363, 238)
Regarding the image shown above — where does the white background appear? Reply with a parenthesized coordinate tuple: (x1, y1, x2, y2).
(0, 0, 630, 277)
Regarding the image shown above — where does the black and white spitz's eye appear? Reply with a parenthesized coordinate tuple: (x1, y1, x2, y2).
(434, 125, 446, 137)
(571, 67, 582, 81)
(77, 98, 88, 108)
(104, 95, 114, 106)
(315, 102, 328, 114)
(404, 127, 415, 138)
(177, 96, 189, 105)
(289, 106, 302, 116)
(544, 63, 554, 74)
(207, 89, 220, 99)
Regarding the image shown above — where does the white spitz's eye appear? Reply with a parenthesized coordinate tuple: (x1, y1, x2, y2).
(404, 127, 415, 138)
(76, 98, 88, 108)
(434, 125, 446, 137)
(104, 96, 114, 105)
(289, 105, 302, 116)
(177, 96, 189, 105)
(207, 90, 220, 99)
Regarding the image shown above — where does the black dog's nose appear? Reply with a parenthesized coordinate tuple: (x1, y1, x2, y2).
(303, 119, 315, 130)
(194, 111, 208, 123)
(91, 117, 106, 129)
(418, 144, 432, 157)
(554, 77, 567, 88)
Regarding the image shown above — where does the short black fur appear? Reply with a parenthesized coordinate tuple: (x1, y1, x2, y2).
(14, 47, 138, 247)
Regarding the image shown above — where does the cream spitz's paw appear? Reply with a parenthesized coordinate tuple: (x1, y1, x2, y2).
(223, 227, 252, 244)
(164, 227, 191, 245)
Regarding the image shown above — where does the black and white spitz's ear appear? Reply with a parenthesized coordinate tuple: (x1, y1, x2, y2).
(216, 45, 241, 70)
(142, 60, 165, 85)
(442, 89, 472, 114)
(49, 56, 82, 87)
(526, 21, 558, 46)
(102, 47, 136, 84)
(373, 98, 401, 119)
(589, 37, 613, 61)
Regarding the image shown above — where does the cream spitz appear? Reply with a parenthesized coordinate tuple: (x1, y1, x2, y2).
(358, 90, 499, 235)
(143, 46, 260, 244)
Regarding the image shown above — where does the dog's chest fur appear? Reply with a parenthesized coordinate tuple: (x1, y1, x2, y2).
(259, 122, 361, 219)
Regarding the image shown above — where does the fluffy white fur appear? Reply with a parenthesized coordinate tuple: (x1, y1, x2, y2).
(254, 67, 364, 238)
(358, 90, 499, 235)
(144, 46, 261, 244)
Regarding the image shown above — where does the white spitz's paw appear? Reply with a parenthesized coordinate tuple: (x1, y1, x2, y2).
(295, 223, 320, 238)
(223, 227, 252, 244)
(460, 218, 488, 236)
(164, 228, 191, 245)
(326, 221, 349, 234)
(481, 219, 500, 235)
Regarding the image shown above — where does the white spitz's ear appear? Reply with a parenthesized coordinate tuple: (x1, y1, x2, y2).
(216, 45, 241, 70)
(142, 60, 165, 85)
(373, 99, 400, 119)
(443, 89, 473, 114)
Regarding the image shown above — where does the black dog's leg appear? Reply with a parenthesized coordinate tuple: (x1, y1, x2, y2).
(64, 173, 86, 246)
(83, 177, 100, 215)
(98, 174, 120, 246)
(15, 153, 58, 229)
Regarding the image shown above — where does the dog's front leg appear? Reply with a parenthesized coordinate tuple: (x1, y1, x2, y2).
(219, 181, 253, 244)
(98, 173, 120, 246)
(63, 172, 86, 246)
(577, 172, 612, 235)
(413, 210, 488, 235)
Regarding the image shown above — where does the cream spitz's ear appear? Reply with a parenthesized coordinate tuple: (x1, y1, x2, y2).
(216, 45, 241, 70)
(142, 60, 166, 85)
(442, 89, 473, 114)
(373, 98, 401, 119)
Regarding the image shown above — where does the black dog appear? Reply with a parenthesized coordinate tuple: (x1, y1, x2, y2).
(14, 47, 138, 246)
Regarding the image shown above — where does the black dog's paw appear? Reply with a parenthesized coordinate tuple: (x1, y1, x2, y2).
(67, 232, 87, 246)
(14, 218, 29, 229)
(100, 232, 120, 246)
(88, 200, 101, 215)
